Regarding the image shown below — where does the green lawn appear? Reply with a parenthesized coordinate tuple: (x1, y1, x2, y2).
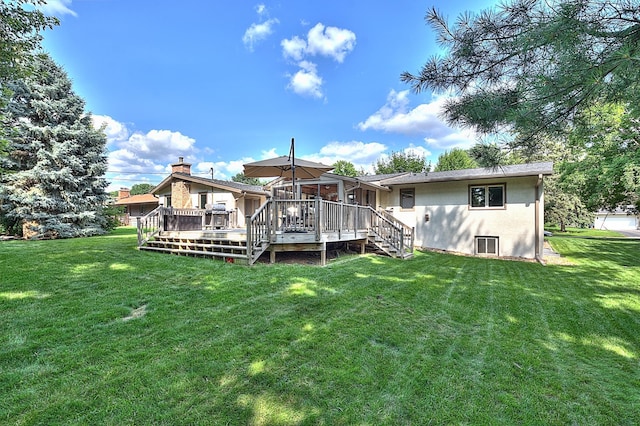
(1, 228, 639, 425)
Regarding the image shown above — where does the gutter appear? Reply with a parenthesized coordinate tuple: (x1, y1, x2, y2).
(535, 174, 545, 265)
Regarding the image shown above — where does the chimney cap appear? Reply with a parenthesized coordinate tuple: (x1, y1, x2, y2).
(172, 156, 191, 166)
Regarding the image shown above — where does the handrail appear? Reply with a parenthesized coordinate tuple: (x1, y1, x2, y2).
(246, 200, 272, 265)
(369, 207, 414, 258)
(137, 205, 164, 247)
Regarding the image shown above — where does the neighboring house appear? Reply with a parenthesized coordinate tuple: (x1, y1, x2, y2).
(152, 157, 269, 228)
(375, 162, 553, 260)
(113, 189, 159, 227)
(594, 208, 639, 231)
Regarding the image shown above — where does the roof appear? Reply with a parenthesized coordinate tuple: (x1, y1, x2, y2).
(380, 162, 554, 185)
(357, 172, 409, 183)
(264, 172, 392, 192)
(152, 173, 270, 196)
(114, 193, 158, 206)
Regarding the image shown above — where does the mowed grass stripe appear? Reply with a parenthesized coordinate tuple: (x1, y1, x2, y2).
(1, 228, 639, 424)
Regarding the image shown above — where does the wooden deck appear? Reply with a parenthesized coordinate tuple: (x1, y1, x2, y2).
(137, 199, 414, 265)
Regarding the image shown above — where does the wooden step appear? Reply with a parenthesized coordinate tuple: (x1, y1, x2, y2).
(146, 239, 248, 253)
(139, 245, 249, 263)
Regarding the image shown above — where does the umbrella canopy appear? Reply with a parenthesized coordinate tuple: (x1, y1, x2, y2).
(243, 138, 333, 179)
(243, 155, 334, 179)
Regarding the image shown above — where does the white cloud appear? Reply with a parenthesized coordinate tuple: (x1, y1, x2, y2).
(255, 4, 267, 16)
(306, 23, 356, 63)
(299, 141, 388, 174)
(92, 115, 129, 147)
(287, 61, 323, 99)
(282, 23, 356, 63)
(38, 0, 77, 17)
(281, 36, 307, 62)
(243, 19, 279, 51)
(193, 159, 251, 180)
(92, 116, 203, 191)
(358, 90, 478, 150)
(242, 5, 278, 51)
(281, 23, 355, 100)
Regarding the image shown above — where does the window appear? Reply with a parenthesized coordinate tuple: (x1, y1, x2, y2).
(476, 236, 499, 255)
(400, 188, 415, 209)
(199, 193, 208, 209)
(165, 196, 172, 207)
(470, 184, 505, 208)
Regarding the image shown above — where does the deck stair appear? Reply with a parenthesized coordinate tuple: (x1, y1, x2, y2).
(139, 232, 258, 264)
(367, 234, 414, 259)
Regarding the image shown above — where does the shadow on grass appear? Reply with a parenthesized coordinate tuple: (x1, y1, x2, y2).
(2, 229, 640, 423)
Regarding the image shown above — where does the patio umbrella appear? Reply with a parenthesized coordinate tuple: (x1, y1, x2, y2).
(243, 138, 333, 196)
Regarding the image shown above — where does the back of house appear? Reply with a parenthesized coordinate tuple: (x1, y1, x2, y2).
(377, 162, 553, 260)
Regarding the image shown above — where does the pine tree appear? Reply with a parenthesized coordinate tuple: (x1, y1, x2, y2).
(0, 54, 109, 238)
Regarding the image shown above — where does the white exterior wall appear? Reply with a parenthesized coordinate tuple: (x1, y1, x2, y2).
(382, 176, 541, 258)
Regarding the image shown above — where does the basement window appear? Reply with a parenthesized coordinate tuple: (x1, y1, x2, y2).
(476, 236, 499, 256)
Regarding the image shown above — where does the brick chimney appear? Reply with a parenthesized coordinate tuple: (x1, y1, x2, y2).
(171, 156, 191, 175)
(118, 188, 130, 200)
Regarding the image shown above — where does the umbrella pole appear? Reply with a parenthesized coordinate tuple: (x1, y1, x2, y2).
(289, 137, 296, 199)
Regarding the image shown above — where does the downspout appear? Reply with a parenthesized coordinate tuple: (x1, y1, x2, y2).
(535, 174, 544, 265)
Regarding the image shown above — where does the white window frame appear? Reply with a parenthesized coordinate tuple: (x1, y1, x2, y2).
(476, 236, 499, 256)
(469, 184, 506, 209)
(399, 188, 415, 210)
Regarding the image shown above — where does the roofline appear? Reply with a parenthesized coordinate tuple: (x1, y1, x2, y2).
(151, 173, 270, 196)
(380, 162, 554, 185)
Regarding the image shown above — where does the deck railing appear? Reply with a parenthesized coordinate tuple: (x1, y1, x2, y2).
(246, 200, 272, 265)
(137, 206, 163, 246)
(370, 208, 414, 258)
(140, 200, 415, 261)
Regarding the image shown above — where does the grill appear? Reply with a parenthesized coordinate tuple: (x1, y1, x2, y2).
(206, 204, 231, 229)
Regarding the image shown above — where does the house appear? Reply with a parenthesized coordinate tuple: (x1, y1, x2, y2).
(113, 188, 159, 227)
(151, 157, 270, 228)
(594, 208, 639, 231)
(136, 159, 552, 264)
(376, 162, 553, 260)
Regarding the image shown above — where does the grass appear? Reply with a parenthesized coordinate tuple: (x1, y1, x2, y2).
(1, 227, 639, 425)
(545, 225, 625, 238)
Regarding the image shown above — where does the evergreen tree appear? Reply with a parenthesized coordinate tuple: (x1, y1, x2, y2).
(0, 54, 109, 238)
(231, 172, 262, 186)
(402, 0, 640, 142)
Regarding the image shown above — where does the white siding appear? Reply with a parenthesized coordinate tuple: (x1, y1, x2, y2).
(384, 176, 540, 258)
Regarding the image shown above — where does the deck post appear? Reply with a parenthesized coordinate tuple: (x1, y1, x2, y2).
(271, 199, 278, 240)
(246, 215, 253, 265)
(339, 201, 344, 239)
(354, 204, 358, 237)
(315, 197, 321, 241)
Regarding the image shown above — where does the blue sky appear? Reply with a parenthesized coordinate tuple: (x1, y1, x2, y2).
(38, 0, 497, 190)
